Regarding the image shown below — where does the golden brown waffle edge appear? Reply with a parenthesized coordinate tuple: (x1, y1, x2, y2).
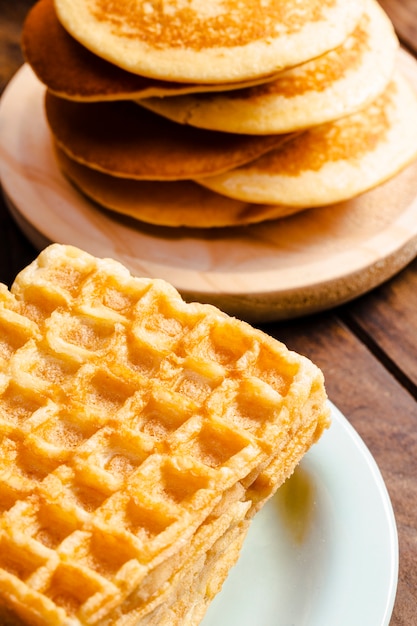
(0, 244, 330, 624)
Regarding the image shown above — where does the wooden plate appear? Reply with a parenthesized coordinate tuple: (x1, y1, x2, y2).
(1, 52, 417, 323)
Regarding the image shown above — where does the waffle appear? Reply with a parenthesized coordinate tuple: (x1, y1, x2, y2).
(0, 244, 330, 625)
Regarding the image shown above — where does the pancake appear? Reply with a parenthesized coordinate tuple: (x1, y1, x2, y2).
(22, 0, 282, 101)
(44, 92, 292, 180)
(195, 71, 417, 207)
(54, 145, 304, 228)
(139, 0, 398, 134)
(53, 0, 364, 83)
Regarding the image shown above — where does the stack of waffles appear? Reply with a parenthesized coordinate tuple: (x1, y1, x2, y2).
(0, 244, 331, 625)
(21, 0, 417, 228)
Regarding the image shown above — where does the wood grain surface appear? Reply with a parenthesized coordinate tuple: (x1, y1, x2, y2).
(1, 2, 417, 624)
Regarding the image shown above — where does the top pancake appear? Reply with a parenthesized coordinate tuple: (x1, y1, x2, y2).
(53, 0, 364, 83)
(22, 0, 281, 101)
(139, 0, 398, 134)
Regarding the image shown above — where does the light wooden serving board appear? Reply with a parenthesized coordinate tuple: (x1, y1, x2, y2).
(1, 50, 417, 323)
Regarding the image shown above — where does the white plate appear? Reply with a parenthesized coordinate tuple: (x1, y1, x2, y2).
(202, 402, 398, 626)
(2, 60, 417, 322)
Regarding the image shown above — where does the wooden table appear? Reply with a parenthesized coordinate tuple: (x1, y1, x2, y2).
(0, 2, 416, 624)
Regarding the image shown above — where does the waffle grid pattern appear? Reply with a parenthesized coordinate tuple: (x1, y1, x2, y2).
(0, 244, 330, 625)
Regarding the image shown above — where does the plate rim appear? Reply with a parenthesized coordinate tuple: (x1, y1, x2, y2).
(201, 400, 399, 626)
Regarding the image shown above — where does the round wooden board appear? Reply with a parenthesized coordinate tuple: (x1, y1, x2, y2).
(1, 51, 417, 323)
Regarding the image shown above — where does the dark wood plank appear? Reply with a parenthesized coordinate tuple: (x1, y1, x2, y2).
(267, 312, 417, 626)
(0, 0, 34, 92)
(0, 197, 37, 287)
(342, 258, 417, 394)
(0, 0, 38, 285)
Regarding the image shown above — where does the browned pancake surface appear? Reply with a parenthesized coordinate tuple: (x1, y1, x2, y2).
(23, 0, 278, 100)
(55, 145, 303, 228)
(88, 0, 347, 52)
(139, 0, 398, 134)
(45, 92, 291, 179)
(252, 82, 397, 177)
(196, 71, 417, 207)
(22, 0, 160, 99)
(54, 0, 363, 82)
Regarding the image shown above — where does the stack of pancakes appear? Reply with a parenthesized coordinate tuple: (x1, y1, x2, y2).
(0, 244, 330, 624)
(22, 0, 417, 228)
